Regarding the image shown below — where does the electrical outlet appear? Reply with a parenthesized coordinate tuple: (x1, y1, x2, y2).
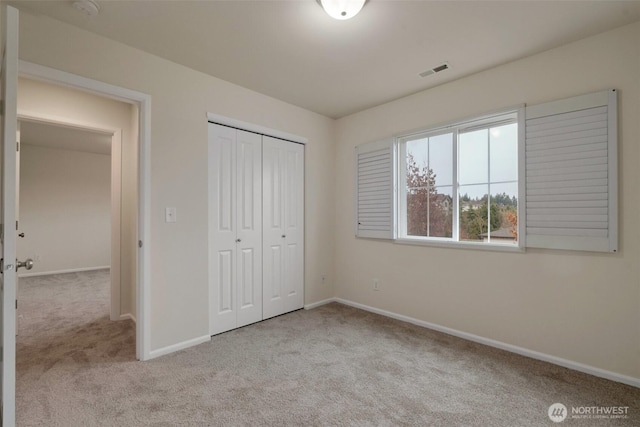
(373, 278, 380, 291)
(165, 207, 177, 223)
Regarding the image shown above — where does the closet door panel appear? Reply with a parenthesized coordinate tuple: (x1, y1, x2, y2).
(209, 124, 238, 335)
(263, 137, 304, 318)
(216, 250, 234, 313)
(267, 245, 282, 298)
(262, 137, 286, 319)
(284, 242, 302, 311)
(238, 247, 257, 313)
(236, 130, 263, 327)
(283, 143, 305, 312)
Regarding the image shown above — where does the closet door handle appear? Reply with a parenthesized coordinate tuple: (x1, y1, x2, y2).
(236, 238, 241, 243)
(281, 235, 286, 238)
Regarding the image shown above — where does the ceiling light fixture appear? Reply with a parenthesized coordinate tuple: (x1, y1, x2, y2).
(72, 0, 100, 17)
(317, 0, 367, 20)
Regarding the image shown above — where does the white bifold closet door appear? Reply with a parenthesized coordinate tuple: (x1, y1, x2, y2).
(209, 124, 263, 335)
(262, 136, 305, 319)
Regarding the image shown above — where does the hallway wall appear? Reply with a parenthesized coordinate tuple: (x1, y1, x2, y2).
(19, 144, 111, 274)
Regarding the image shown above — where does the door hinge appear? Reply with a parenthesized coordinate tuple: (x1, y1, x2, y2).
(16, 220, 19, 231)
(15, 300, 17, 309)
(138, 240, 143, 248)
(16, 141, 19, 152)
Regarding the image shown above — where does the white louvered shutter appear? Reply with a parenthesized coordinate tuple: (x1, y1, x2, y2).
(525, 89, 617, 252)
(355, 139, 395, 239)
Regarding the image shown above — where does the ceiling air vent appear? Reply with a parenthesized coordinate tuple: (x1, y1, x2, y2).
(419, 62, 450, 78)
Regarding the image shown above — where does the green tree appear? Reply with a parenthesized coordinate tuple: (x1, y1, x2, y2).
(492, 192, 518, 208)
(459, 199, 501, 240)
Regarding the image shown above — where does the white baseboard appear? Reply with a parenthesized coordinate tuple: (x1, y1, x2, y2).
(304, 298, 337, 310)
(19, 265, 110, 278)
(147, 335, 211, 360)
(119, 313, 137, 323)
(334, 298, 640, 389)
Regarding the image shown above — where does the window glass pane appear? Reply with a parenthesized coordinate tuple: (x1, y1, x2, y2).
(459, 184, 489, 241)
(406, 186, 428, 237)
(489, 182, 518, 244)
(406, 137, 428, 188)
(406, 186, 453, 238)
(459, 129, 488, 185)
(490, 123, 518, 183)
(429, 133, 453, 186)
(429, 186, 453, 238)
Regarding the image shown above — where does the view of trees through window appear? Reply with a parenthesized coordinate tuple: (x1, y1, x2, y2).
(403, 121, 518, 244)
(406, 153, 453, 237)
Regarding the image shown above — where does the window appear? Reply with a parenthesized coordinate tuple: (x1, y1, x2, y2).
(398, 112, 520, 246)
(355, 89, 617, 253)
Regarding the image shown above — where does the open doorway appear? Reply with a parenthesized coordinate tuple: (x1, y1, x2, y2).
(16, 60, 152, 362)
(16, 119, 137, 364)
(15, 77, 139, 359)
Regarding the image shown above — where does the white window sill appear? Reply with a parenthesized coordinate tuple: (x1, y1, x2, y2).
(394, 237, 525, 253)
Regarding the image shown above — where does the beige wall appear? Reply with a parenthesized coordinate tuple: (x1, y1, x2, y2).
(335, 22, 640, 379)
(17, 77, 138, 318)
(18, 144, 110, 274)
(18, 12, 336, 351)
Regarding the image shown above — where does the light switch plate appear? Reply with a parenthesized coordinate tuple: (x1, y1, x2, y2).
(165, 207, 177, 223)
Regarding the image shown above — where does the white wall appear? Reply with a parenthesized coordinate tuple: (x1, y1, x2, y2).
(17, 12, 336, 351)
(18, 145, 111, 274)
(335, 22, 640, 380)
(17, 77, 138, 318)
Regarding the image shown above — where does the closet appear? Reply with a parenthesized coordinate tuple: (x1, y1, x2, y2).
(208, 123, 304, 335)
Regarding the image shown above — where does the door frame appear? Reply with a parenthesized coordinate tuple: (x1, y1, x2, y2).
(18, 61, 152, 361)
(16, 115, 124, 321)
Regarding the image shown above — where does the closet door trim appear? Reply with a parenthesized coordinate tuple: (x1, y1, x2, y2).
(207, 113, 308, 145)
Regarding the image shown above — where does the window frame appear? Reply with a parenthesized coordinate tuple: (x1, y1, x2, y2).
(398, 128, 458, 241)
(396, 107, 525, 251)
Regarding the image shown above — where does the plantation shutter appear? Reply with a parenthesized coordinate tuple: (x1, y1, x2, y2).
(355, 139, 395, 239)
(524, 89, 617, 252)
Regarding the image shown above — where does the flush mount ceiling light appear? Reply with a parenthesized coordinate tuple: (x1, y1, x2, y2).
(72, 0, 100, 17)
(317, 0, 367, 20)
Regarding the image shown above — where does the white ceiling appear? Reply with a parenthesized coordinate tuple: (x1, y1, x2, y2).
(10, 1, 640, 118)
(20, 120, 112, 155)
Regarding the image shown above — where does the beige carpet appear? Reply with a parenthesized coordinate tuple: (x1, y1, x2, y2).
(16, 270, 640, 426)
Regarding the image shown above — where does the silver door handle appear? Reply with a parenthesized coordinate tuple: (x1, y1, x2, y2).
(16, 258, 34, 271)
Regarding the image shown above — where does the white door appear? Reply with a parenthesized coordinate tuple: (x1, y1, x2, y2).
(0, 5, 19, 426)
(209, 124, 238, 335)
(282, 142, 304, 313)
(235, 130, 262, 328)
(209, 124, 262, 335)
(262, 137, 304, 319)
(262, 137, 284, 320)
(14, 122, 19, 336)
